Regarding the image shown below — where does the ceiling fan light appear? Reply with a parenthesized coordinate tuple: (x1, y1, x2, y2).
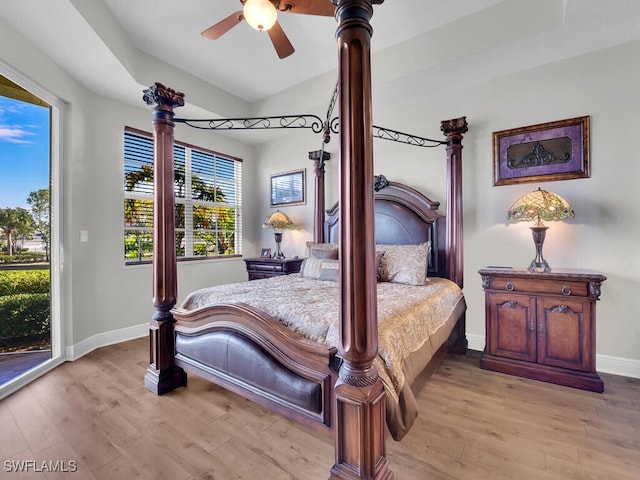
(243, 0, 277, 32)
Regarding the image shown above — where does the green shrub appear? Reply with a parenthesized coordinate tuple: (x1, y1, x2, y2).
(0, 293, 50, 349)
(0, 270, 50, 296)
(0, 252, 47, 264)
(124, 232, 153, 260)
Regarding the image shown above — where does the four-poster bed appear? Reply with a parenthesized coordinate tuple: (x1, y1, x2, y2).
(169, 176, 466, 442)
(142, 1, 468, 478)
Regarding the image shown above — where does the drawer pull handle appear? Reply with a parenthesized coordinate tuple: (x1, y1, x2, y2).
(552, 305, 570, 314)
(505, 282, 515, 291)
(538, 320, 544, 341)
(530, 318, 536, 342)
(561, 285, 572, 296)
(500, 300, 517, 309)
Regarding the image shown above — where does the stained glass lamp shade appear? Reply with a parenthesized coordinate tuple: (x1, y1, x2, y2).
(263, 210, 295, 259)
(507, 188, 574, 272)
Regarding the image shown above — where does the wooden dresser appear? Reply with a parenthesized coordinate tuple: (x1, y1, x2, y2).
(244, 257, 304, 281)
(478, 266, 606, 392)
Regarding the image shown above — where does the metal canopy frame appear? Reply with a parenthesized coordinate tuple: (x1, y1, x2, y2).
(175, 84, 446, 149)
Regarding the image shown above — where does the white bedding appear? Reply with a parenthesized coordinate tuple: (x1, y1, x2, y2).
(179, 273, 465, 401)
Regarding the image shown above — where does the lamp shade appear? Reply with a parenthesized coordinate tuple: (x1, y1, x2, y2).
(507, 188, 574, 272)
(243, 0, 278, 31)
(263, 210, 294, 232)
(507, 188, 574, 226)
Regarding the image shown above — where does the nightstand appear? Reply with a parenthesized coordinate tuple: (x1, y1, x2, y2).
(478, 266, 606, 392)
(244, 257, 304, 281)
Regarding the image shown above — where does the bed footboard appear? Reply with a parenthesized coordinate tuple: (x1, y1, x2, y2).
(172, 303, 339, 436)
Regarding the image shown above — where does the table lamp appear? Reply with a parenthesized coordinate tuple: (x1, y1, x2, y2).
(263, 210, 295, 259)
(507, 188, 574, 272)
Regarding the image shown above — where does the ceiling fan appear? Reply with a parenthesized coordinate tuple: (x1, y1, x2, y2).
(201, 0, 336, 59)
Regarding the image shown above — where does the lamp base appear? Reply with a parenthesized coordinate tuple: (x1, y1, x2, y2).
(528, 258, 551, 273)
(528, 225, 551, 272)
(273, 231, 286, 260)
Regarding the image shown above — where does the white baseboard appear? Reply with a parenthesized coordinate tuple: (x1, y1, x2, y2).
(464, 333, 640, 379)
(596, 354, 640, 379)
(65, 322, 148, 360)
(65, 327, 640, 379)
(5, 326, 639, 400)
(466, 333, 485, 353)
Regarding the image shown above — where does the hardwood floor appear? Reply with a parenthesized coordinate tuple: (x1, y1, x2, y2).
(1, 337, 638, 479)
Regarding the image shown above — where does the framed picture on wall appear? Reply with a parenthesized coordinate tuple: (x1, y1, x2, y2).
(493, 116, 590, 186)
(270, 169, 306, 206)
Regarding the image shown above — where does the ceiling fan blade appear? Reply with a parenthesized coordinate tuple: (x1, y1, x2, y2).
(277, 0, 336, 17)
(267, 21, 295, 59)
(201, 10, 244, 40)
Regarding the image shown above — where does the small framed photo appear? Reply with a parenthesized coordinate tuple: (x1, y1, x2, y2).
(260, 248, 271, 258)
(493, 116, 590, 186)
(270, 169, 306, 206)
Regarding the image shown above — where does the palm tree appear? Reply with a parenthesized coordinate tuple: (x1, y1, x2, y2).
(124, 164, 228, 258)
(27, 189, 50, 261)
(0, 207, 34, 256)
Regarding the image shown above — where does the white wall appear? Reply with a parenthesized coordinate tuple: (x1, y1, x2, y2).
(253, 129, 336, 259)
(69, 97, 256, 348)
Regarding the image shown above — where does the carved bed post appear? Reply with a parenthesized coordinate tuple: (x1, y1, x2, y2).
(309, 149, 331, 243)
(441, 116, 469, 354)
(330, 1, 392, 480)
(143, 82, 187, 395)
(441, 116, 468, 287)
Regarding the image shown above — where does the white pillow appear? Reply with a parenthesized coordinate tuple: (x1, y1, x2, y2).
(300, 257, 323, 279)
(301, 257, 340, 282)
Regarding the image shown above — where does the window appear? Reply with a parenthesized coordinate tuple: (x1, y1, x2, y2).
(124, 128, 242, 264)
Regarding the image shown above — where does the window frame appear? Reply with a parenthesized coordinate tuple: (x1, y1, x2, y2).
(124, 127, 243, 265)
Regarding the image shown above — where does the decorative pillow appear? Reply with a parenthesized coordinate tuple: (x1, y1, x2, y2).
(318, 259, 339, 282)
(306, 242, 338, 259)
(376, 251, 386, 282)
(310, 246, 338, 260)
(299, 257, 323, 279)
(377, 242, 431, 286)
(303, 246, 386, 282)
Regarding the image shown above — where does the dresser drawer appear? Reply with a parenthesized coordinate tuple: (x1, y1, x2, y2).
(243, 257, 303, 281)
(486, 276, 588, 297)
(250, 263, 285, 273)
(248, 272, 278, 280)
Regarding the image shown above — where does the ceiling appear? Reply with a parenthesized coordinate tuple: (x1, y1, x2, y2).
(1, 0, 640, 120)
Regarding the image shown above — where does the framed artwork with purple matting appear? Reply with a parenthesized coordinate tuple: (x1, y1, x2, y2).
(493, 116, 590, 186)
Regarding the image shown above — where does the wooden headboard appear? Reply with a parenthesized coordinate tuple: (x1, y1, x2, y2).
(324, 179, 446, 278)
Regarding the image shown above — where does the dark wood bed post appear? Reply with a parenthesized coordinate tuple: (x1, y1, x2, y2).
(441, 116, 467, 288)
(441, 116, 469, 354)
(309, 149, 331, 243)
(143, 82, 187, 395)
(330, 1, 392, 479)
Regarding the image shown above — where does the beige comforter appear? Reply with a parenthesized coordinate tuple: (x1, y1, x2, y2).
(180, 273, 464, 403)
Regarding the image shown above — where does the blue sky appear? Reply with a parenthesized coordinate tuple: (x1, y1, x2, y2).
(0, 95, 50, 209)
